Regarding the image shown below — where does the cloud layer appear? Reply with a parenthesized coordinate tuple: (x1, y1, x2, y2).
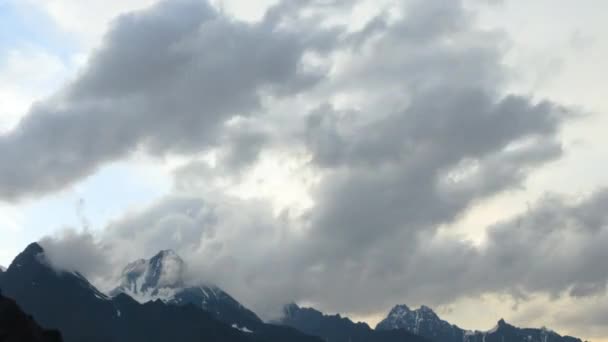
(11, 0, 605, 339)
(0, 0, 328, 200)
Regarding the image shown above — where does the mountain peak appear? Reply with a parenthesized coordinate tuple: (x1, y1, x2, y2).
(284, 302, 301, 316)
(490, 318, 513, 332)
(113, 249, 186, 300)
(418, 305, 438, 318)
(389, 304, 411, 314)
(377, 303, 456, 337)
(8, 242, 47, 271)
(283, 303, 325, 319)
(146, 249, 185, 289)
(23, 242, 44, 255)
(111, 251, 264, 329)
(281, 304, 426, 342)
(156, 249, 178, 257)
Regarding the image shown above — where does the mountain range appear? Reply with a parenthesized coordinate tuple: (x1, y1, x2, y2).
(280, 303, 430, 342)
(0, 243, 319, 342)
(375, 304, 583, 342)
(0, 243, 586, 342)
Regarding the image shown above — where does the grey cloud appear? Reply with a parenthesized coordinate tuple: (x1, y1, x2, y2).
(217, 120, 271, 172)
(40, 229, 112, 284)
(476, 191, 608, 297)
(553, 297, 608, 338)
(57, 193, 309, 317)
(103, 196, 214, 255)
(42, 188, 608, 322)
(0, 0, 330, 201)
(30, 0, 603, 335)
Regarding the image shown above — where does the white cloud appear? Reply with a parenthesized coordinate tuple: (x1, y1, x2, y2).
(0, 47, 70, 132)
(25, 0, 161, 47)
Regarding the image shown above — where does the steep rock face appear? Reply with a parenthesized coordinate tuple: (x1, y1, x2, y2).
(0, 293, 63, 342)
(377, 305, 583, 342)
(280, 303, 430, 342)
(111, 250, 262, 329)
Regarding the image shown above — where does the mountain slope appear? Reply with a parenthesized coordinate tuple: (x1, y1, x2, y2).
(0, 243, 322, 342)
(111, 250, 262, 329)
(376, 304, 583, 342)
(0, 292, 63, 342)
(280, 303, 429, 342)
(0, 243, 117, 342)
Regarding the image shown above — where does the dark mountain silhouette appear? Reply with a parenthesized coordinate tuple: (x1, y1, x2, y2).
(280, 303, 430, 342)
(0, 243, 586, 342)
(376, 304, 583, 342)
(0, 243, 321, 342)
(0, 291, 62, 342)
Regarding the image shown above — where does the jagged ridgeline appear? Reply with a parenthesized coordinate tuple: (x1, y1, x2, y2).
(375, 304, 583, 342)
(0, 243, 320, 342)
(0, 243, 586, 342)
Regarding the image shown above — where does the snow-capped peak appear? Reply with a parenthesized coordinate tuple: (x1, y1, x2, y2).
(376, 304, 456, 335)
(111, 250, 230, 305)
(148, 249, 185, 288)
(112, 249, 187, 303)
(110, 250, 264, 329)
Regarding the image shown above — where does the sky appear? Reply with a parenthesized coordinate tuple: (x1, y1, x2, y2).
(1, 0, 608, 340)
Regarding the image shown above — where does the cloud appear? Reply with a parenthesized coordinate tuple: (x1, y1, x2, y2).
(25, 0, 161, 45)
(0, 47, 70, 132)
(21, 1, 608, 340)
(476, 191, 608, 297)
(40, 228, 111, 283)
(0, 0, 329, 201)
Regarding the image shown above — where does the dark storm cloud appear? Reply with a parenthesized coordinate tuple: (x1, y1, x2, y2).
(0, 0, 331, 201)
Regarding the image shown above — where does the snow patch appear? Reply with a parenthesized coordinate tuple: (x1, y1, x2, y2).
(232, 324, 253, 333)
